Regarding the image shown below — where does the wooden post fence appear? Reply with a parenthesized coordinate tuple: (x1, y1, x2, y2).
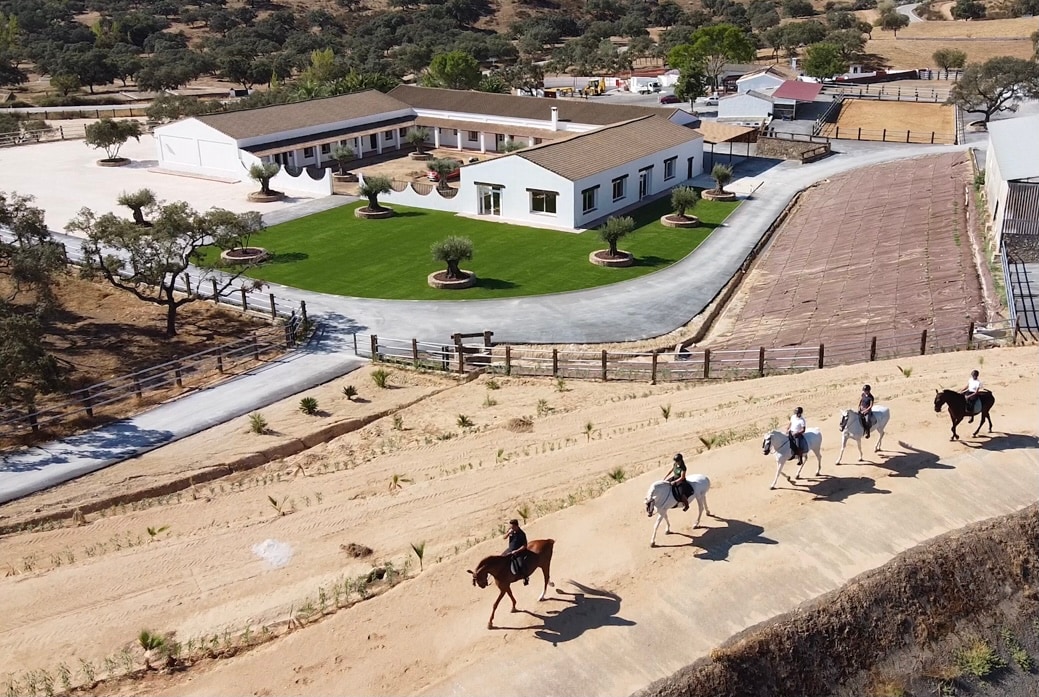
(82, 387, 94, 418)
(601, 350, 608, 382)
(650, 352, 658, 384)
(211, 278, 219, 298)
(703, 348, 711, 379)
(216, 347, 224, 373)
(411, 338, 419, 366)
(818, 343, 824, 369)
(174, 365, 183, 388)
(870, 336, 877, 361)
(240, 288, 248, 312)
(269, 293, 277, 319)
(758, 346, 766, 377)
(183, 273, 192, 295)
(300, 301, 308, 324)
(370, 335, 379, 361)
(919, 329, 927, 355)
(967, 321, 975, 348)
(133, 377, 143, 398)
(552, 349, 559, 376)
(505, 346, 512, 375)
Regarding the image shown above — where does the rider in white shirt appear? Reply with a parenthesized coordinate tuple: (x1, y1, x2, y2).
(787, 407, 806, 460)
(962, 370, 982, 422)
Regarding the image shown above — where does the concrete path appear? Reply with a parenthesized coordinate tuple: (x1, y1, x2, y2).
(0, 140, 984, 504)
(897, 2, 925, 22)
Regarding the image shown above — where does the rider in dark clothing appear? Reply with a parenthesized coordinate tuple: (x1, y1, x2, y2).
(858, 385, 875, 439)
(665, 453, 690, 511)
(503, 519, 530, 585)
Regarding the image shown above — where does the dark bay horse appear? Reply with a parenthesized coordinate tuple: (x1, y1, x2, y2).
(468, 539, 555, 629)
(934, 389, 994, 440)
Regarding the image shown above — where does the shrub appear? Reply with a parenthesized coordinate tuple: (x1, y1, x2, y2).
(299, 397, 319, 415)
(956, 637, 1005, 679)
(457, 414, 473, 427)
(372, 368, 391, 388)
(342, 385, 358, 400)
(249, 412, 268, 434)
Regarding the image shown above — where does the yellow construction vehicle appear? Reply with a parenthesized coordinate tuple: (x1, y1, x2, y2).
(581, 78, 607, 97)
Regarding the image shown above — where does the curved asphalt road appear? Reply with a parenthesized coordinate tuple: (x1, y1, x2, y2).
(0, 140, 976, 503)
(897, 2, 925, 22)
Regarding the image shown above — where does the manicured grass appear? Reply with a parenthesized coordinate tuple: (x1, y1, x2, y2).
(204, 197, 738, 299)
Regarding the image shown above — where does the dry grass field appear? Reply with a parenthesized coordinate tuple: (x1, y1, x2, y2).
(897, 16, 1037, 38)
(820, 100, 956, 143)
(866, 37, 1035, 67)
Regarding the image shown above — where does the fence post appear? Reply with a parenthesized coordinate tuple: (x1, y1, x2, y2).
(59, 125, 64, 140)
(28, 409, 39, 433)
(758, 346, 765, 377)
(930, 132, 935, 145)
(869, 336, 877, 361)
(818, 343, 824, 369)
(967, 320, 974, 348)
(269, 293, 277, 319)
(702, 348, 710, 379)
(134, 376, 143, 398)
(300, 301, 308, 324)
(183, 273, 191, 295)
(906, 130, 910, 143)
(457, 344, 465, 374)
(216, 347, 224, 373)
(82, 387, 94, 418)
(411, 338, 419, 366)
(919, 329, 927, 355)
(483, 330, 493, 347)
(551, 349, 558, 376)
(882, 128, 887, 142)
(371, 334, 379, 361)
(211, 278, 219, 298)
(650, 351, 658, 384)
(174, 365, 183, 388)
(240, 288, 248, 312)
(601, 350, 608, 382)
(253, 335, 261, 360)
(505, 345, 512, 376)
(1012, 315, 1020, 346)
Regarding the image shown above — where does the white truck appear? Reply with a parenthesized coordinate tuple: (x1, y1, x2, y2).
(630, 76, 662, 94)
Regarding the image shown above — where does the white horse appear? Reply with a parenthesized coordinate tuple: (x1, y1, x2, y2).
(644, 475, 711, 547)
(836, 405, 890, 464)
(762, 429, 823, 489)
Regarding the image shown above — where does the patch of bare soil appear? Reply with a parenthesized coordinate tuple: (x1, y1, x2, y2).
(0, 274, 272, 449)
(637, 503, 1039, 697)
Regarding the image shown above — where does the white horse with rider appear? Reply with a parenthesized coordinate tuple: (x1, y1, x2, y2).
(644, 475, 711, 547)
(761, 428, 823, 489)
(836, 405, 890, 464)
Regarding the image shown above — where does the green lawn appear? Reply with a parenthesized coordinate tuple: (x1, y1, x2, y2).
(205, 197, 738, 300)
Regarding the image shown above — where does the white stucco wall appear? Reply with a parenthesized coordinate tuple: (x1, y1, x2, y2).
(361, 173, 465, 213)
(571, 139, 704, 228)
(984, 144, 1008, 243)
(458, 156, 575, 227)
(717, 93, 773, 122)
(154, 118, 244, 179)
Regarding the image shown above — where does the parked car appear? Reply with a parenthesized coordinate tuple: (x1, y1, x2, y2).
(427, 158, 463, 182)
(659, 93, 681, 104)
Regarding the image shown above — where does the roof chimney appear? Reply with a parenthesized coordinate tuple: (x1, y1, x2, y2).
(550, 106, 559, 131)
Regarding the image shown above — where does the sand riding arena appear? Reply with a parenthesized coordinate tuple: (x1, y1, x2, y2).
(819, 100, 957, 145)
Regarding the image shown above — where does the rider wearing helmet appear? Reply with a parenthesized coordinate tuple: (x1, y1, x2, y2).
(665, 453, 690, 511)
(962, 370, 982, 423)
(788, 407, 807, 462)
(858, 385, 875, 439)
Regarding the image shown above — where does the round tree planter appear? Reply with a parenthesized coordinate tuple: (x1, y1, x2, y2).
(355, 207, 395, 219)
(701, 189, 737, 202)
(333, 173, 358, 183)
(660, 214, 700, 228)
(220, 247, 270, 265)
(248, 191, 285, 203)
(967, 120, 988, 132)
(589, 250, 634, 267)
(409, 152, 432, 161)
(97, 158, 130, 167)
(428, 270, 476, 289)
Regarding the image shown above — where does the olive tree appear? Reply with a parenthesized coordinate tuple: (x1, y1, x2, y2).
(248, 162, 281, 196)
(430, 236, 473, 280)
(68, 201, 265, 336)
(358, 174, 393, 211)
(117, 188, 157, 226)
(427, 158, 458, 191)
(332, 144, 354, 174)
(711, 164, 734, 194)
(670, 186, 700, 219)
(598, 216, 635, 258)
(84, 118, 143, 162)
(405, 128, 430, 155)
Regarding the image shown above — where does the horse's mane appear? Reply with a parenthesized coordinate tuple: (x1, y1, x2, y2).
(474, 555, 502, 572)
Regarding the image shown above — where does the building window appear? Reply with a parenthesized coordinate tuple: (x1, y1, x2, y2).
(664, 157, 677, 180)
(468, 131, 479, 141)
(582, 186, 598, 214)
(320, 144, 330, 155)
(453, 129, 459, 136)
(303, 146, 315, 158)
(612, 175, 627, 202)
(533, 138, 542, 145)
(399, 127, 407, 137)
(369, 134, 378, 149)
(530, 189, 558, 215)
(384, 130, 395, 141)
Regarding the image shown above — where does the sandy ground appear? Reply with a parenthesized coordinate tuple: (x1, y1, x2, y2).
(823, 101, 956, 143)
(1, 347, 1036, 696)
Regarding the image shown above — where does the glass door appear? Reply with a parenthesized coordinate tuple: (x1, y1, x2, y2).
(638, 169, 650, 199)
(479, 185, 502, 215)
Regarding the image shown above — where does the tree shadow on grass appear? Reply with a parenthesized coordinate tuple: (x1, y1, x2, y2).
(474, 277, 519, 290)
(265, 251, 309, 264)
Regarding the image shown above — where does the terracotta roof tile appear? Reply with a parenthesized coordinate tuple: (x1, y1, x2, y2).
(196, 90, 413, 140)
(515, 115, 702, 181)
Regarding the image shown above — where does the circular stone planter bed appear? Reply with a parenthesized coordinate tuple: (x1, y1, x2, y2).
(247, 191, 285, 203)
(428, 270, 476, 289)
(355, 207, 395, 219)
(96, 158, 130, 167)
(220, 247, 270, 265)
(701, 189, 737, 202)
(589, 250, 634, 268)
(660, 214, 700, 228)
(333, 173, 358, 183)
(409, 152, 433, 161)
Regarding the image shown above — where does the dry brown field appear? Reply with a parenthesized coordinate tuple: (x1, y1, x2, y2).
(820, 100, 956, 143)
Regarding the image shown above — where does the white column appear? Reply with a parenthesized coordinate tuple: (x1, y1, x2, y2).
(433, 127, 441, 149)
(356, 137, 364, 158)
(376, 132, 384, 155)
(293, 149, 304, 165)
(479, 132, 486, 153)
(529, 136, 535, 147)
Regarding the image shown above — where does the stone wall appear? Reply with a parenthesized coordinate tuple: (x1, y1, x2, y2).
(755, 136, 830, 163)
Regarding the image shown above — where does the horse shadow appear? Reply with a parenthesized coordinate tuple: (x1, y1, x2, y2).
(961, 433, 1038, 452)
(517, 580, 635, 646)
(795, 474, 891, 502)
(873, 441, 953, 478)
(692, 516, 777, 561)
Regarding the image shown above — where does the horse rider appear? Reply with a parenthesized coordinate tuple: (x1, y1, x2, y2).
(962, 370, 982, 423)
(664, 453, 691, 511)
(858, 385, 875, 439)
(788, 407, 807, 462)
(502, 519, 530, 585)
